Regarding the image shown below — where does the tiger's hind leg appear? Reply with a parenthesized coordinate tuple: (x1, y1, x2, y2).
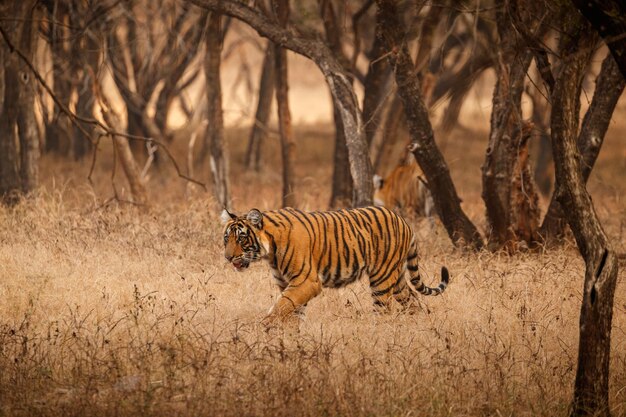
(369, 269, 410, 312)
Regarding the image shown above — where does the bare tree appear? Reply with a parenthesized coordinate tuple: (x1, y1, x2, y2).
(540, 53, 625, 242)
(527, 78, 553, 196)
(272, 0, 296, 208)
(375, 0, 483, 250)
(320, 0, 353, 208)
(546, 15, 619, 415)
(481, 0, 542, 251)
(106, 0, 205, 162)
(99, 95, 149, 207)
(360, 4, 390, 148)
(203, 12, 230, 209)
(244, 42, 275, 171)
(42, 0, 74, 155)
(188, 0, 374, 207)
(0, 1, 40, 203)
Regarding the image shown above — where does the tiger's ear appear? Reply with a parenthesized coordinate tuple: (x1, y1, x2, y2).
(373, 174, 384, 190)
(246, 208, 263, 229)
(220, 209, 237, 225)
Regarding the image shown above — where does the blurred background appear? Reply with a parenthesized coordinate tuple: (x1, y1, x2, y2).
(0, 0, 625, 247)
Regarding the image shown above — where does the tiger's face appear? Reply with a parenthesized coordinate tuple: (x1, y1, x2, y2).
(220, 209, 265, 271)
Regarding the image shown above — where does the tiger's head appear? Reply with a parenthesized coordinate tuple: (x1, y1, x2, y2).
(220, 208, 266, 271)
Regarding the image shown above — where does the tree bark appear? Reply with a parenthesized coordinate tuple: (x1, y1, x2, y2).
(244, 42, 275, 171)
(321, 0, 353, 208)
(45, 1, 73, 155)
(204, 12, 230, 209)
(540, 53, 625, 242)
(375, 0, 483, 250)
(373, 93, 406, 175)
(0, 40, 21, 203)
(102, 108, 149, 207)
(0, 1, 40, 203)
(547, 17, 619, 417)
(272, 0, 296, 208)
(361, 21, 390, 147)
(72, 35, 99, 160)
(329, 103, 353, 208)
(481, 1, 539, 251)
(528, 82, 553, 197)
(187, 0, 373, 207)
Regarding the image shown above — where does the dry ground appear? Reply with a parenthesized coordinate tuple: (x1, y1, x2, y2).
(0, 120, 625, 416)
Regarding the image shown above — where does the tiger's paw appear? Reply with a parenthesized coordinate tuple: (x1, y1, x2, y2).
(260, 315, 276, 330)
(260, 313, 300, 334)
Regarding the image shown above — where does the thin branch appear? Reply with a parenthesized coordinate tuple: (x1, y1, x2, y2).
(0, 23, 96, 143)
(0, 23, 206, 190)
(350, 0, 375, 68)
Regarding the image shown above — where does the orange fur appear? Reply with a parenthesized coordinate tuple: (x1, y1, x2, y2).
(373, 161, 433, 217)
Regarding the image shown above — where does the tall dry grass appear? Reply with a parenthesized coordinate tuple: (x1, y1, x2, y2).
(0, 123, 625, 416)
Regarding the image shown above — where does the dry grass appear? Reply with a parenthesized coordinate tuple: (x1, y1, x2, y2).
(0, 122, 625, 417)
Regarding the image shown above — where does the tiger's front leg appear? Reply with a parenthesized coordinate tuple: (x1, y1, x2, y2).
(261, 274, 322, 327)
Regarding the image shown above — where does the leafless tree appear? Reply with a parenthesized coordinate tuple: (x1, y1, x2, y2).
(0, 1, 41, 204)
(98, 89, 150, 207)
(272, 0, 296, 208)
(547, 14, 619, 416)
(375, 0, 484, 250)
(540, 49, 626, 242)
(105, 0, 205, 163)
(200, 12, 231, 209)
(188, 0, 374, 207)
(244, 42, 275, 171)
(320, 0, 354, 208)
(481, 0, 543, 251)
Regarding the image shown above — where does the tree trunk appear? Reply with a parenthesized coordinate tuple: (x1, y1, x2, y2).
(17, 69, 40, 194)
(375, 0, 483, 250)
(329, 102, 353, 208)
(372, 3, 441, 175)
(204, 12, 230, 209)
(320, 0, 353, 208)
(72, 36, 99, 160)
(244, 42, 275, 171)
(540, 53, 625, 242)
(45, 1, 73, 155)
(481, 2, 539, 251)
(188, 0, 373, 207)
(73, 75, 95, 160)
(546, 19, 618, 417)
(273, 0, 296, 208)
(0, 40, 21, 203)
(373, 93, 406, 175)
(528, 82, 553, 196)
(361, 23, 390, 147)
(102, 108, 149, 207)
(0, 1, 40, 202)
(126, 105, 149, 158)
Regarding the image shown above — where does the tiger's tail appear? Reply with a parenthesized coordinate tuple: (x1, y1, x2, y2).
(406, 240, 449, 296)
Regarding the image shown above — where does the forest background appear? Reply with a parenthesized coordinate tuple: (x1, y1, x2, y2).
(0, 1, 625, 416)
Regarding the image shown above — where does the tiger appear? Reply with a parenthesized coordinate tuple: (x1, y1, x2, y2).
(373, 160, 435, 218)
(221, 206, 449, 325)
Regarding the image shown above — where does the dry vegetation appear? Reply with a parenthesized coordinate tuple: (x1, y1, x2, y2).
(0, 119, 625, 416)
